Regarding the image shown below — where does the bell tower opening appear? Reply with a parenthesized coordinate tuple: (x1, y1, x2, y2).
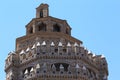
(38, 22, 46, 31)
(40, 10, 43, 18)
(29, 27, 33, 34)
(53, 24, 61, 32)
(36, 3, 49, 18)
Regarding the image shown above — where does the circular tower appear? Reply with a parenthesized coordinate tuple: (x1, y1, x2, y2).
(5, 4, 108, 80)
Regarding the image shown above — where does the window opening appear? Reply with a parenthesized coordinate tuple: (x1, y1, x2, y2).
(66, 28, 69, 34)
(53, 24, 60, 32)
(29, 27, 33, 34)
(55, 48, 58, 53)
(38, 23, 46, 31)
(63, 48, 67, 53)
(40, 10, 43, 18)
(52, 63, 69, 71)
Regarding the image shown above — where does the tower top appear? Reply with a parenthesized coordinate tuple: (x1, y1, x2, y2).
(36, 3, 49, 18)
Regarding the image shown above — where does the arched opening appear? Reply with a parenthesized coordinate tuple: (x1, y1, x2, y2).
(53, 24, 60, 32)
(66, 28, 69, 34)
(29, 27, 33, 34)
(23, 66, 33, 75)
(51, 63, 69, 71)
(63, 48, 67, 53)
(40, 10, 43, 18)
(38, 23, 46, 31)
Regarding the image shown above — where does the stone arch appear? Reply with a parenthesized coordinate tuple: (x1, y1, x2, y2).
(50, 60, 73, 66)
(29, 27, 33, 34)
(23, 66, 33, 75)
(66, 27, 69, 34)
(38, 22, 46, 31)
(40, 10, 43, 18)
(51, 63, 69, 71)
(50, 60, 73, 72)
(53, 24, 61, 32)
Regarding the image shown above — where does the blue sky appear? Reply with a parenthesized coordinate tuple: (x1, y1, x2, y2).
(0, 0, 120, 80)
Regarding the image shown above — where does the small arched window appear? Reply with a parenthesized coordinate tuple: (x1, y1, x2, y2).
(40, 10, 43, 18)
(53, 24, 60, 32)
(38, 23, 46, 31)
(66, 28, 69, 34)
(29, 27, 33, 34)
(23, 66, 33, 74)
(51, 63, 69, 71)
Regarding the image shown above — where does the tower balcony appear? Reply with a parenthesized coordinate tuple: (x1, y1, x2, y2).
(20, 62, 99, 80)
(19, 47, 98, 70)
(22, 68, 97, 80)
(19, 51, 97, 69)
